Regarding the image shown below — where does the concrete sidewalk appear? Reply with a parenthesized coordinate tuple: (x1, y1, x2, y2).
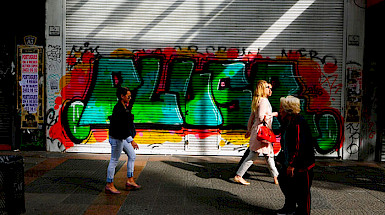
(1, 151, 385, 215)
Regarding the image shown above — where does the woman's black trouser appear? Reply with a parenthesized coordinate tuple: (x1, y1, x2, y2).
(278, 166, 314, 215)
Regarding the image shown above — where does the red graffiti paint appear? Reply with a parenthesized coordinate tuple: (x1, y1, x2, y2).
(287, 51, 301, 61)
(49, 116, 74, 149)
(54, 96, 62, 110)
(82, 52, 95, 65)
(52, 46, 344, 155)
(92, 129, 109, 142)
(323, 62, 338, 74)
(191, 129, 219, 139)
(49, 49, 97, 150)
(158, 47, 178, 91)
(227, 48, 239, 59)
(297, 59, 331, 109)
(172, 129, 218, 139)
(61, 68, 92, 100)
(67, 56, 76, 67)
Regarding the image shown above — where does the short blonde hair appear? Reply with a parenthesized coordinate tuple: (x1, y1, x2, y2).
(280, 96, 301, 114)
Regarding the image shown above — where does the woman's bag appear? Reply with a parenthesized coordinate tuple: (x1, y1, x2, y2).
(257, 116, 276, 143)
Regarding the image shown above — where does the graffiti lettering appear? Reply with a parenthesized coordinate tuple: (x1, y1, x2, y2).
(47, 44, 62, 63)
(49, 45, 344, 155)
(305, 85, 324, 97)
(346, 123, 360, 156)
(67, 42, 100, 71)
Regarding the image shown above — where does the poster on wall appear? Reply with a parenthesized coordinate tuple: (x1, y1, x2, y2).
(17, 44, 44, 129)
(345, 63, 362, 123)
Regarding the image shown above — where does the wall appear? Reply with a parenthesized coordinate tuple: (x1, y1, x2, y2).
(363, 1, 385, 161)
(54, 46, 344, 156)
(46, 0, 66, 151)
(343, 0, 366, 160)
(45, 0, 366, 159)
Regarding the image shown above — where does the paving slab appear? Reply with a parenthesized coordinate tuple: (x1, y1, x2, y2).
(119, 160, 385, 215)
(0, 151, 384, 215)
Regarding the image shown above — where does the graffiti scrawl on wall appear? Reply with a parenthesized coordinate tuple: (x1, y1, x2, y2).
(47, 43, 343, 155)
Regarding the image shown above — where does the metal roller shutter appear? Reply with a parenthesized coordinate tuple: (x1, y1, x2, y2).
(66, 1, 343, 58)
(65, 0, 344, 155)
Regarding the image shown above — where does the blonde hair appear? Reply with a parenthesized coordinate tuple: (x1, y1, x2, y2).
(280, 96, 301, 114)
(251, 80, 269, 112)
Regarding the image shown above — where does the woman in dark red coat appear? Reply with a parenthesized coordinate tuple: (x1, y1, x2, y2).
(276, 96, 315, 215)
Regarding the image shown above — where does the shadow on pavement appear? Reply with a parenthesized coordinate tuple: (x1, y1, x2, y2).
(162, 160, 385, 192)
(119, 161, 277, 215)
(313, 165, 385, 192)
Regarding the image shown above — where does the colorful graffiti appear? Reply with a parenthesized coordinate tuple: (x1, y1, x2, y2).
(47, 43, 344, 154)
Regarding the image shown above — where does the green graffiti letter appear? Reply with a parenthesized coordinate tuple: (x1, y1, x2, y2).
(186, 73, 222, 126)
(132, 57, 183, 126)
(79, 58, 141, 126)
(209, 62, 252, 127)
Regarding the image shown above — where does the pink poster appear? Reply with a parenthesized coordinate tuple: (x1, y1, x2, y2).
(20, 53, 39, 114)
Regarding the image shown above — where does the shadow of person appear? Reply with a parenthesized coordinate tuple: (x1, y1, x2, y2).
(185, 186, 275, 214)
(162, 161, 273, 184)
(126, 161, 276, 215)
(162, 161, 235, 181)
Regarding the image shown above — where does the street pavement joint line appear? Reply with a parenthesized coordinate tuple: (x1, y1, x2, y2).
(24, 157, 67, 185)
(84, 159, 149, 215)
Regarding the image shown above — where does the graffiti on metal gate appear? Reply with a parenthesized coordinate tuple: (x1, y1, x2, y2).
(47, 43, 344, 154)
